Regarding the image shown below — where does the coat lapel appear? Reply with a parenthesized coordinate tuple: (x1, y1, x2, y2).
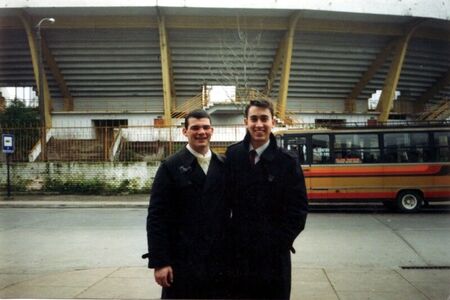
(178, 147, 206, 187)
(240, 132, 278, 183)
(178, 148, 223, 210)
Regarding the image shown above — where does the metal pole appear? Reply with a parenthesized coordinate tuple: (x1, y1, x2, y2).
(6, 153, 11, 198)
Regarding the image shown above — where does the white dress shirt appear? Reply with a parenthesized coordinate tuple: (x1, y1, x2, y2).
(249, 140, 270, 164)
(186, 144, 212, 174)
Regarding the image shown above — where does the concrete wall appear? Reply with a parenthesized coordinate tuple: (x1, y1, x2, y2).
(212, 114, 245, 125)
(52, 113, 163, 127)
(49, 112, 374, 141)
(52, 112, 245, 127)
(121, 126, 246, 142)
(0, 161, 160, 192)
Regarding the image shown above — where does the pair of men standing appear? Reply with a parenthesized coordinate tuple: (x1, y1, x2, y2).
(145, 100, 308, 299)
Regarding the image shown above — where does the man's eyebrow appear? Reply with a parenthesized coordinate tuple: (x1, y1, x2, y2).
(189, 124, 211, 128)
(249, 115, 270, 118)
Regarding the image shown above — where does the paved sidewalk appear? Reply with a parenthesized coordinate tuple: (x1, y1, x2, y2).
(0, 194, 149, 208)
(1, 266, 449, 299)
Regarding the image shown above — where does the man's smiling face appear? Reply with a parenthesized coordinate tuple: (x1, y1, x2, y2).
(182, 117, 213, 154)
(245, 106, 275, 149)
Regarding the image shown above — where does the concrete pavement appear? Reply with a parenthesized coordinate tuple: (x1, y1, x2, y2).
(0, 196, 449, 299)
(1, 266, 449, 299)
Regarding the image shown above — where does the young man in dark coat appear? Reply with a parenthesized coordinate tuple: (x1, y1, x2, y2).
(225, 99, 308, 300)
(144, 109, 229, 299)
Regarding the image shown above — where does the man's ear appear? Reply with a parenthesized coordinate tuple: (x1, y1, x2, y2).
(182, 127, 187, 137)
(244, 118, 248, 126)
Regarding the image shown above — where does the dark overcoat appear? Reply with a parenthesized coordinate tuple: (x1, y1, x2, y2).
(225, 133, 308, 300)
(145, 147, 229, 299)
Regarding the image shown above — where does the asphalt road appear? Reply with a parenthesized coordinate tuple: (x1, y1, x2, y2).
(1, 208, 449, 275)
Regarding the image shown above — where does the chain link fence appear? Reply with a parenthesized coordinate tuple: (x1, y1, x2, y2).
(0, 125, 247, 194)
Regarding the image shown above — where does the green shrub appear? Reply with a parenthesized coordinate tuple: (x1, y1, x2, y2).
(44, 178, 111, 194)
(43, 177, 151, 194)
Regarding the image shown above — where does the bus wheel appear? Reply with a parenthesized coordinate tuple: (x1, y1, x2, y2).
(396, 191, 423, 213)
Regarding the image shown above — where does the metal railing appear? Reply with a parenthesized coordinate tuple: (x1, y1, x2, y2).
(0, 125, 248, 162)
(4, 121, 446, 163)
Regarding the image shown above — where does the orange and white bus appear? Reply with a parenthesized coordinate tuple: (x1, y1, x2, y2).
(275, 121, 450, 212)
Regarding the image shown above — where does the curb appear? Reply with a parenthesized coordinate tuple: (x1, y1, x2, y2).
(0, 201, 148, 208)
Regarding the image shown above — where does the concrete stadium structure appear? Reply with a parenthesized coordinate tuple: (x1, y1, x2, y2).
(0, 0, 448, 129)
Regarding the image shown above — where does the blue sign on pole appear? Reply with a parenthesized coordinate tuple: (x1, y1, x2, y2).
(2, 134, 14, 153)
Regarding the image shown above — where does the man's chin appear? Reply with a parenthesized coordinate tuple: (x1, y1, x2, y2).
(252, 135, 267, 140)
(193, 142, 208, 148)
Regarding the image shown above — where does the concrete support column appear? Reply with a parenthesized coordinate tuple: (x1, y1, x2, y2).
(415, 70, 450, 113)
(18, 11, 53, 128)
(376, 20, 423, 122)
(41, 37, 74, 111)
(157, 12, 173, 126)
(264, 37, 286, 97)
(277, 12, 300, 121)
(344, 41, 396, 113)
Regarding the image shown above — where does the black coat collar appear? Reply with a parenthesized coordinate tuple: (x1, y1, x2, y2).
(178, 146, 223, 175)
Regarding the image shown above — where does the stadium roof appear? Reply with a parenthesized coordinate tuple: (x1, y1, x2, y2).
(0, 1, 449, 119)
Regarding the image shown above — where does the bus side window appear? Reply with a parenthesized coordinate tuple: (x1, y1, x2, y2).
(362, 151, 376, 163)
(285, 136, 308, 164)
(297, 145, 306, 164)
(312, 134, 331, 164)
(408, 133, 428, 163)
(400, 151, 409, 162)
(434, 132, 450, 162)
(384, 146, 398, 163)
(407, 148, 421, 162)
(284, 135, 308, 164)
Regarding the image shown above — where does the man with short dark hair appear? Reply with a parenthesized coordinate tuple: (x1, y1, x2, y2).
(226, 99, 308, 299)
(145, 109, 229, 299)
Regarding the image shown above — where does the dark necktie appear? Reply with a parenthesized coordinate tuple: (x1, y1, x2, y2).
(249, 149, 257, 165)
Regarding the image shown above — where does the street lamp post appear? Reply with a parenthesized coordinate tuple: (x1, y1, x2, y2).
(35, 17, 55, 161)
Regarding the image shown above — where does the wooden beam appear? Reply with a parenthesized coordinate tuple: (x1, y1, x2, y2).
(41, 35, 74, 111)
(414, 69, 450, 113)
(17, 11, 52, 128)
(158, 12, 173, 126)
(277, 12, 301, 121)
(264, 37, 286, 97)
(377, 20, 424, 122)
(2, 15, 449, 41)
(344, 40, 396, 113)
